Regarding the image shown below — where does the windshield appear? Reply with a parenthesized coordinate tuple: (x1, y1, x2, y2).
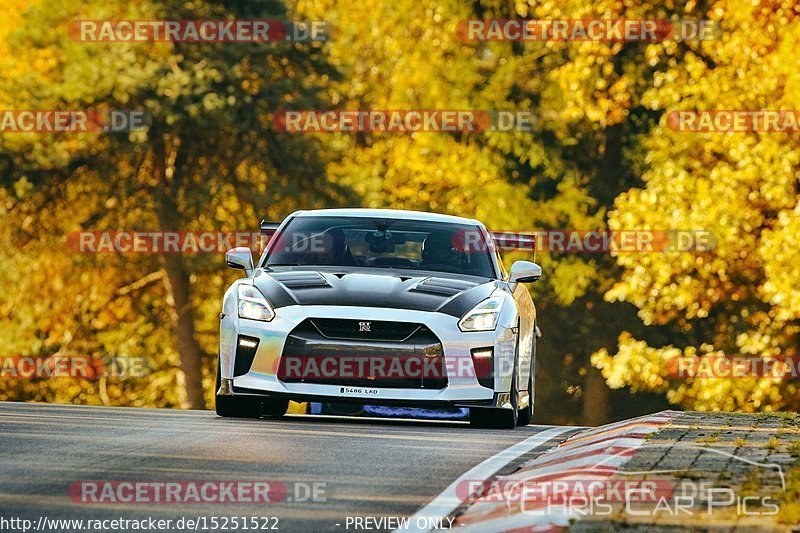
(263, 216, 495, 278)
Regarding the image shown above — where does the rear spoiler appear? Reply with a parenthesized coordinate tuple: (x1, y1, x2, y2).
(260, 220, 281, 234)
(489, 231, 536, 252)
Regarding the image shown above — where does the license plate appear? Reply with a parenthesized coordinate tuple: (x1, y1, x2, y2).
(339, 386, 379, 395)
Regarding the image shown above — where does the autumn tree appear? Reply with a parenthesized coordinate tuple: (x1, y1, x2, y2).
(0, 0, 349, 407)
(593, 0, 800, 412)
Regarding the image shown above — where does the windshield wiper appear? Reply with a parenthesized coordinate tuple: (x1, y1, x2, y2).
(371, 265, 419, 270)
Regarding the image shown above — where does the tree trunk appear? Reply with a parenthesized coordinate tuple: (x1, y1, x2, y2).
(583, 366, 610, 426)
(581, 122, 625, 425)
(152, 137, 206, 409)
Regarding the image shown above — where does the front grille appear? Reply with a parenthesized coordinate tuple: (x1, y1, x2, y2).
(309, 318, 421, 342)
(277, 319, 447, 389)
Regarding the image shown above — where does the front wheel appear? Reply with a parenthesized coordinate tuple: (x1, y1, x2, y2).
(470, 374, 518, 430)
(215, 359, 270, 419)
(516, 368, 533, 426)
(262, 398, 289, 418)
(216, 395, 262, 418)
(469, 407, 517, 429)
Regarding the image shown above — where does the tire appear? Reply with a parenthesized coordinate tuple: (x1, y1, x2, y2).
(470, 371, 518, 430)
(470, 324, 524, 430)
(517, 332, 536, 426)
(516, 369, 533, 426)
(216, 395, 263, 418)
(262, 398, 289, 418)
(214, 359, 262, 418)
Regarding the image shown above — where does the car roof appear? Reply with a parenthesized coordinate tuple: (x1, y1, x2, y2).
(287, 208, 483, 226)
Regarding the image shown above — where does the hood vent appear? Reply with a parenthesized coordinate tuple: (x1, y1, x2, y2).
(411, 277, 477, 297)
(270, 271, 330, 288)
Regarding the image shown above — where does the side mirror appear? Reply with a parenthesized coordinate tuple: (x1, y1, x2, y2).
(226, 247, 254, 277)
(509, 261, 542, 284)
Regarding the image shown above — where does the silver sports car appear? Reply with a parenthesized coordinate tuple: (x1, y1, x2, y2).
(217, 209, 541, 429)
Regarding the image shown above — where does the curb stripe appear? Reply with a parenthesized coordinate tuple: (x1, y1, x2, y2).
(453, 412, 678, 531)
(399, 426, 579, 532)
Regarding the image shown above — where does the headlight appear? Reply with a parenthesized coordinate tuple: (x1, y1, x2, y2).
(458, 296, 505, 332)
(237, 284, 275, 322)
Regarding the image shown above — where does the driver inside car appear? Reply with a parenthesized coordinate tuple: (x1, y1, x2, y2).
(420, 232, 461, 272)
(317, 228, 358, 266)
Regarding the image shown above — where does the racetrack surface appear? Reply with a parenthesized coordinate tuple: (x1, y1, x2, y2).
(0, 402, 579, 532)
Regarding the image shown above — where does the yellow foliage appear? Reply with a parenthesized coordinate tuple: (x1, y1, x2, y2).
(597, 0, 800, 411)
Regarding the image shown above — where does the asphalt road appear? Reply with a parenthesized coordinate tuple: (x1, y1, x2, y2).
(0, 402, 578, 533)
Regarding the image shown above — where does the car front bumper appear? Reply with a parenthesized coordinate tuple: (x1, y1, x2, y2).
(218, 305, 517, 409)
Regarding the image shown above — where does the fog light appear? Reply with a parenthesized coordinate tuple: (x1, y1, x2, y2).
(471, 348, 494, 389)
(234, 336, 260, 377)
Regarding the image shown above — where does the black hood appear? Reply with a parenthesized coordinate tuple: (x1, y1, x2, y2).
(252, 268, 499, 318)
